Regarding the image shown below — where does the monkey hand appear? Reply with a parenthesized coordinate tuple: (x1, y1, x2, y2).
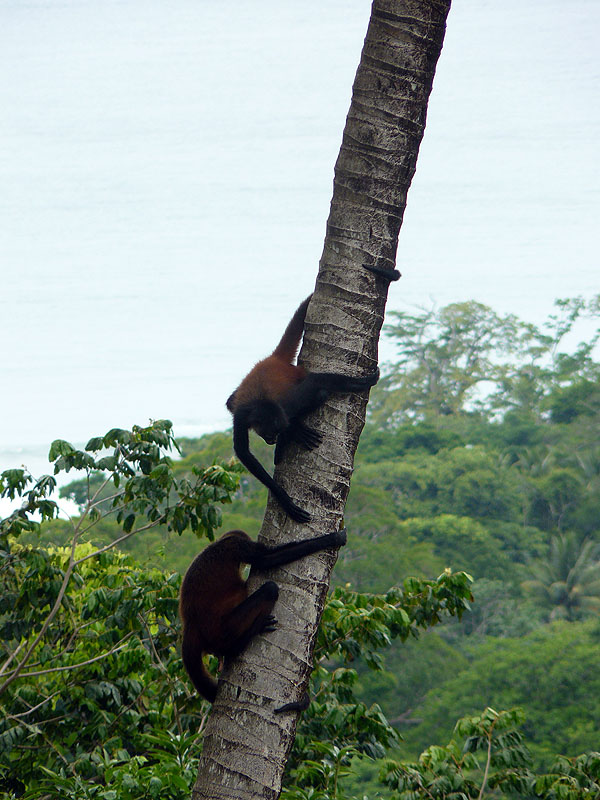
(363, 368, 380, 387)
(277, 491, 311, 524)
(261, 614, 278, 634)
(363, 263, 401, 282)
(287, 502, 311, 524)
(344, 369, 379, 391)
(274, 691, 310, 714)
(274, 424, 323, 465)
(293, 423, 323, 451)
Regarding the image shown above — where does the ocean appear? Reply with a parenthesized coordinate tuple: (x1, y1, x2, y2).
(1, 0, 598, 483)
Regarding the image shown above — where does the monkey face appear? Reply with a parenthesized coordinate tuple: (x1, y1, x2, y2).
(254, 418, 285, 445)
(249, 400, 289, 445)
(256, 428, 278, 445)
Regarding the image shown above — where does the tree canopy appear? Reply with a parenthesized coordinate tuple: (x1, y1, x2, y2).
(2, 296, 600, 798)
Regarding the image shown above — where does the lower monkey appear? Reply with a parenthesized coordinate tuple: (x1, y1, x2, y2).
(179, 527, 347, 711)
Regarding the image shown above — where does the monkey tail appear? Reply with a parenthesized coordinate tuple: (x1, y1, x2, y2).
(272, 295, 312, 362)
(182, 635, 218, 703)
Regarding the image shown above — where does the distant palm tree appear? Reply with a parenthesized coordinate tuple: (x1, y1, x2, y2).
(522, 533, 600, 620)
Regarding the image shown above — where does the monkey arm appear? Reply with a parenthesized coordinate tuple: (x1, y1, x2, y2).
(233, 413, 278, 490)
(233, 413, 311, 524)
(248, 528, 347, 570)
(273, 435, 287, 466)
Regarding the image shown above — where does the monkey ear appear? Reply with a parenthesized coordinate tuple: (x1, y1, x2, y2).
(226, 391, 237, 412)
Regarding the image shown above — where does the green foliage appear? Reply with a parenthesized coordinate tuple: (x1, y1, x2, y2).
(371, 301, 533, 423)
(546, 378, 600, 424)
(522, 534, 600, 620)
(0, 470, 58, 539)
(283, 572, 474, 799)
(19, 730, 201, 800)
(371, 296, 600, 426)
(317, 573, 473, 663)
(354, 631, 468, 728)
(0, 420, 241, 701)
(0, 420, 242, 798)
(357, 422, 464, 463)
(334, 499, 442, 593)
(0, 518, 473, 799)
(3, 295, 600, 796)
(382, 707, 600, 799)
(59, 470, 109, 509)
(444, 578, 544, 640)
(534, 752, 600, 799)
(1, 420, 241, 548)
(0, 546, 203, 799)
(355, 445, 522, 525)
(398, 620, 600, 767)
(397, 515, 511, 579)
(383, 707, 530, 798)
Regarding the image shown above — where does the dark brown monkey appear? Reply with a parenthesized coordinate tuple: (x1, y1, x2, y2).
(226, 294, 379, 523)
(179, 527, 346, 708)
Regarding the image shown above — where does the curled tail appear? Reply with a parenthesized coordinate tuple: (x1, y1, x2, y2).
(181, 634, 218, 703)
(272, 295, 312, 362)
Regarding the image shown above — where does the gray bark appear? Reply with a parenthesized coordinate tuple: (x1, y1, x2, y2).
(192, 1, 451, 797)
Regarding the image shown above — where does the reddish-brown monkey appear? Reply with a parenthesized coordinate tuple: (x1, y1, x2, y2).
(226, 294, 379, 523)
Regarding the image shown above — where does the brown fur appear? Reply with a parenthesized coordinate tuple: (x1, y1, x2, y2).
(179, 530, 273, 702)
(225, 293, 378, 523)
(231, 358, 306, 408)
(179, 526, 347, 704)
(227, 295, 311, 412)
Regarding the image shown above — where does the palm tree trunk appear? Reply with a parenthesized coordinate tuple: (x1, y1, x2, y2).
(192, 1, 451, 797)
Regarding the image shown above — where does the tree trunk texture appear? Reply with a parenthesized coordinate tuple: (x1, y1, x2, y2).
(192, 1, 451, 797)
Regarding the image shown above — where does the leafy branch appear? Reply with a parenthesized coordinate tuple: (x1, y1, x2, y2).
(0, 419, 240, 695)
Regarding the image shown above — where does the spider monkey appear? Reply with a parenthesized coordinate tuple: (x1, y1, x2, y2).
(226, 293, 380, 523)
(179, 527, 347, 710)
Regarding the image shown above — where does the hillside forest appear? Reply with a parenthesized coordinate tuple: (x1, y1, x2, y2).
(2, 297, 600, 798)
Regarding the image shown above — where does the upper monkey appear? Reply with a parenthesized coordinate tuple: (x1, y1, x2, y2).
(226, 294, 378, 523)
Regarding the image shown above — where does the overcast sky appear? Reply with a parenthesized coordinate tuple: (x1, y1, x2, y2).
(1, 0, 598, 478)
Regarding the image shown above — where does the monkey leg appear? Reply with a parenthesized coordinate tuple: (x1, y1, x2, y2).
(221, 581, 279, 657)
(251, 528, 347, 570)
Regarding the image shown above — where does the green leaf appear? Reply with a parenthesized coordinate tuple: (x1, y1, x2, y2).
(103, 428, 132, 446)
(85, 437, 105, 452)
(123, 514, 135, 533)
(96, 455, 118, 471)
(49, 439, 75, 460)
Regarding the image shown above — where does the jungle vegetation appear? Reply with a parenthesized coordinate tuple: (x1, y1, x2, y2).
(2, 297, 600, 798)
